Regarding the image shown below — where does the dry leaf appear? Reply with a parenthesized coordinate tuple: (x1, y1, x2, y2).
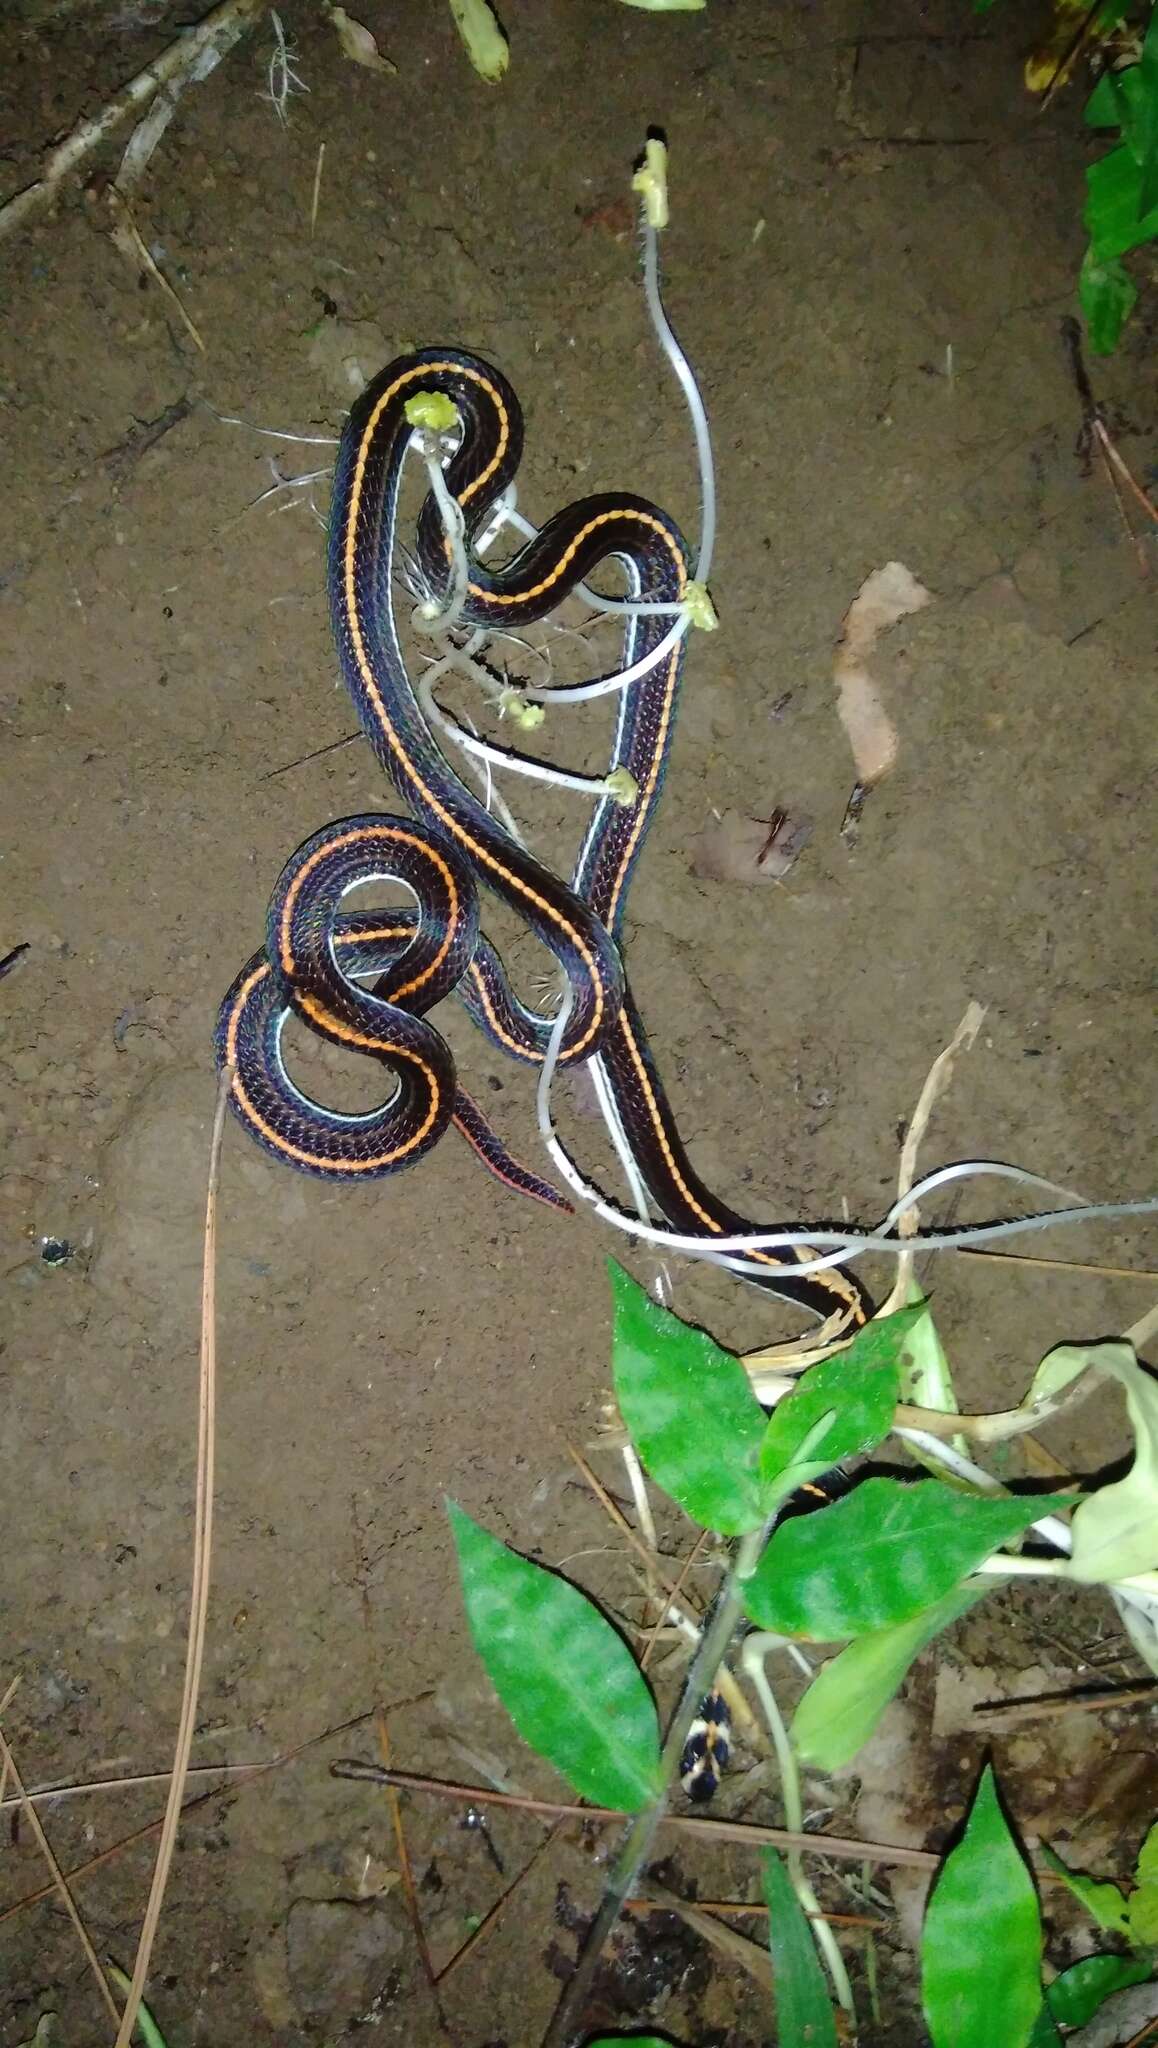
(832, 560, 932, 790)
(327, 6, 397, 75)
(690, 808, 811, 886)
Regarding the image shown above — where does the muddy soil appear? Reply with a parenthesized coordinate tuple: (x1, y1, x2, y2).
(1, 1, 1156, 2043)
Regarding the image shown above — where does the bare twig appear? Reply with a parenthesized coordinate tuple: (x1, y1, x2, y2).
(642, 1880, 773, 1990)
(0, 0, 263, 242)
(972, 1682, 1158, 1730)
(624, 1896, 882, 1929)
(112, 1066, 230, 2048)
(435, 1825, 564, 1984)
(957, 1247, 1158, 1284)
(0, 1723, 121, 2028)
(0, 1710, 378, 1928)
(330, 1760, 940, 1871)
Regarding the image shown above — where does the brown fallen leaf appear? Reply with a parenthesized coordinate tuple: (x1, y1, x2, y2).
(832, 560, 933, 790)
(690, 808, 811, 886)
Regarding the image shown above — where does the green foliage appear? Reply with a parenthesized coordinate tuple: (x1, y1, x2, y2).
(1064, 1340, 1158, 1583)
(447, 1502, 662, 1809)
(450, 1272, 1154, 2042)
(791, 1583, 990, 1768)
(1039, 1843, 1131, 1935)
(758, 1306, 909, 1496)
(743, 1477, 1068, 1638)
(921, 1765, 1045, 2048)
(1044, 1952, 1154, 2027)
(447, 0, 509, 80)
(762, 1849, 839, 2046)
(981, 0, 1158, 346)
(609, 1261, 768, 1534)
(106, 1966, 170, 2048)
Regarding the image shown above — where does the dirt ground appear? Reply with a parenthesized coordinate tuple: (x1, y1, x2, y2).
(2, 0, 1156, 2042)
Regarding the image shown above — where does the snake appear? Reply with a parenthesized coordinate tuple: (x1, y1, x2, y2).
(216, 347, 870, 1331)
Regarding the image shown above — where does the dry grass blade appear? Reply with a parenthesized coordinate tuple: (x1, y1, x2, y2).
(0, 1722, 121, 2028)
(880, 1000, 985, 1317)
(112, 1066, 230, 2048)
(106, 190, 205, 353)
(640, 1529, 710, 1673)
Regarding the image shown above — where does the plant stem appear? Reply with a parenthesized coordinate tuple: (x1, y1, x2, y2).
(742, 1635, 854, 2013)
(539, 1525, 766, 2048)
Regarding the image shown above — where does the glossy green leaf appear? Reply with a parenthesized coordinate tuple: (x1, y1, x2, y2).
(448, 1502, 662, 1810)
(1136, 1820, 1158, 1886)
(107, 1966, 170, 2048)
(1128, 1882, 1158, 1946)
(922, 1765, 1043, 2048)
(744, 1479, 1069, 1639)
(1067, 1342, 1158, 1582)
(609, 1262, 767, 1534)
(758, 1307, 911, 1495)
(1085, 141, 1158, 261)
(1080, 247, 1138, 353)
(762, 1848, 839, 2047)
(447, 0, 509, 80)
(792, 1584, 989, 1769)
(1026, 2004, 1063, 2048)
(1046, 1952, 1154, 2026)
(1040, 1844, 1130, 1936)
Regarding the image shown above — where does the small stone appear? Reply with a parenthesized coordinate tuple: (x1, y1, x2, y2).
(285, 1897, 402, 2021)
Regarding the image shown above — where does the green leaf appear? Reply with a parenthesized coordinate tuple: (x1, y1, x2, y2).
(762, 1848, 839, 2047)
(899, 1296, 958, 1413)
(14, 2021, 57, 2048)
(792, 1584, 990, 1769)
(758, 1308, 910, 1497)
(743, 1478, 1069, 1639)
(922, 1765, 1044, 2048)
(1136, 1820, 1158, 1887)
(1040, 1843, 1130, 1936)
(1128, 1882, 1158, 1946)
(609, 1262, 767, 1534)
(1080, 247, 1139, 353)
(1066, 1342, 1158, 1582)
(1026, 2004, 1064, 2048)
(448, 1503, 662, 1810)
(447, 0, 509, 80)
(106, 1966, 170, 2048)
(1046, 1952, 1154, 2026)
(1085, 142, 1158, 261)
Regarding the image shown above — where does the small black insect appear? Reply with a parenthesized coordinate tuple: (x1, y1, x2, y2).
(680, 1688, 731, 1803)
